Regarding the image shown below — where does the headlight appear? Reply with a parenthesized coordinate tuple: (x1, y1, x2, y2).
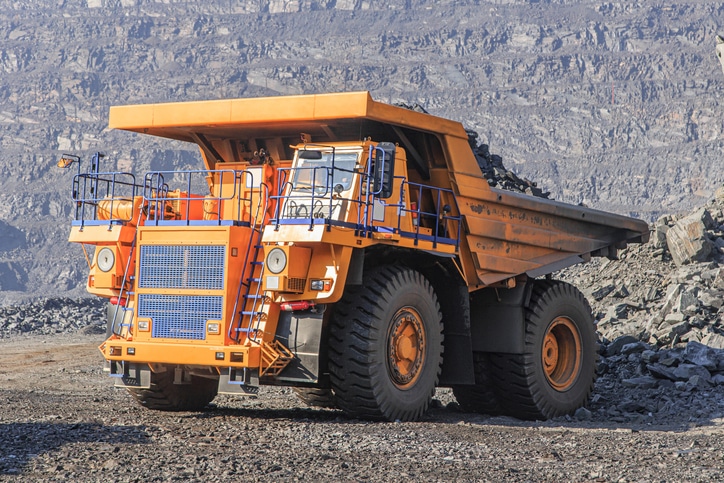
(96, 247, 115, 272)
(266, 247, 287, 274)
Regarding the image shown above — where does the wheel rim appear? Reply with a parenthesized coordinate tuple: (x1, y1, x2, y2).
(542, 316, 582, 391)
(387, 307, 426, 389)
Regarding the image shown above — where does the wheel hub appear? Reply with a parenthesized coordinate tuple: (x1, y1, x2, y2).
(387, 307, 426, 389)
(542, 316, 582, 391)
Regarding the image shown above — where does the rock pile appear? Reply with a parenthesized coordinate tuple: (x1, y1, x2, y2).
(467, 130, 551, 199)
(397, 102, 551, 199)
(0, 298, 106, 338)
(591, 336, 724, 423)
(562, 189, 724, 351)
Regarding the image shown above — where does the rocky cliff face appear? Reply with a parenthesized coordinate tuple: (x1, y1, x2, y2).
(1, 1, 723, 303)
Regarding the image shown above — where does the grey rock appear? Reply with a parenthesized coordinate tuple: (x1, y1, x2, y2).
(676, 287, 700, 313)
(660, 353, 684, 366)
(622, 376, 659, 389)
(573, 407, 592, 421)
(657, 284, 684, 320)
(606, 304, 629, 320)
(657, 379, 676, 390)
(653, 218, 669, 249)
(663, 312, 686, 325)
(641, 350, 659, 364)
(675, 381, 689, 391)
(683, 341, 718, 370)
(666, 211, 713, 267)
(605, 335, 639, 357)
(712, 374, 724, 385)
(699, 290, 723, 310)
(647, 363, 678, 381)
(591, 284, 615, 301)
(701, 332, 724, 350)
(651, 330, 673, 347)
(612, 284, 630, 298)
(701, 268, 720, 281)
(643, 285, 660, 302)
(681, 330, 703, 343)
(686, 374, 711, 389)
(672, 364, 711, 382)
(620, 341, 649, 355)
(688, 316, 708, 329)
(669, 320, 691, 338)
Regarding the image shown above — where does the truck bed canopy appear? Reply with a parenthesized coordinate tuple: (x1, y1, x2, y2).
(110, 91, 467, 140)
(109, 92, 471, 179)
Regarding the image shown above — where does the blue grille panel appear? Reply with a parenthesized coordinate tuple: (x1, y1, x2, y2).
(139, 294, 223, 340)
(139, 245, 225, 290)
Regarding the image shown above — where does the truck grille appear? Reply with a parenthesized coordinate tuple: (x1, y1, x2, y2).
(137, 244, 226, 340)
(138, 245, 225, 290)
(138, 294, 223, 340)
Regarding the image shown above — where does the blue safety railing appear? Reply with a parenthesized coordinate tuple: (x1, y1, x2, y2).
(71, 171, 146, 229)
(142, 169, 261, 227)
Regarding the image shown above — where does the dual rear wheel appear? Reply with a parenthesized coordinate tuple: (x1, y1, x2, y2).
(455, 280, 597, 420)
(326, 271, 594, 421)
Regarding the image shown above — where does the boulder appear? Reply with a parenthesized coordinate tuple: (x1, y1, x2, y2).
(605, 335, 639, 357)
(672, 363, 711, 382)
(653, 215, 670, 249)
(701, 332, 724, 350)
(665, 209, 713, 267)
(683, 341, 718, 370)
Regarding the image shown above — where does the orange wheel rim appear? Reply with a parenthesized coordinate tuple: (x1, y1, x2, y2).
(542, 316, 582, 391)
(387, 307, 426, 389)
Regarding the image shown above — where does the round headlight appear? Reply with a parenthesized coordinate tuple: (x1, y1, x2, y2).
(96, 247, 115, 273)
(266, 247, 287, 274)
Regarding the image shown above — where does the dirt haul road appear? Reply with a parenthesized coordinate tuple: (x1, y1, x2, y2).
(1, 333, 724, 482)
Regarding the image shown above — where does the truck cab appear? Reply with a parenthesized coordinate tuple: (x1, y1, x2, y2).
(262, 140, 460, 307)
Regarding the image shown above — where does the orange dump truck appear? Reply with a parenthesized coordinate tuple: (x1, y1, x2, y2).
(61, 92, 648, 421)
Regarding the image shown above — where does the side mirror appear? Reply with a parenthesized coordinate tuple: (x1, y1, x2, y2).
(373, 143, 395, 199)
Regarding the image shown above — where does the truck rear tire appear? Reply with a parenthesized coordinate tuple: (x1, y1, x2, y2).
(488, 280, 596, 420)
(293, 387, 337, 408)
(328, 265, 443, 422)
(127, 366, 218, 411)
(451, 352, 501, 415)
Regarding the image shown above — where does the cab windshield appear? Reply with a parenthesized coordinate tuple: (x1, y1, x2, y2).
(292, 152, 358, 194)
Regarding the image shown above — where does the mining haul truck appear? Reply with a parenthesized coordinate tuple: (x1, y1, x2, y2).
(60, 92, 649, 422)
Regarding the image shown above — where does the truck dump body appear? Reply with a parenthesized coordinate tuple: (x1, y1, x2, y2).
(109, 91, 649, 289)
(457, 178, 648, 286)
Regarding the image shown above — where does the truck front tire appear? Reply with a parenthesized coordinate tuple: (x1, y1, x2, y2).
(293, 387, 337, 408)
(328, 265, 443, 422)
(488, 280, 596, 420)
(127, 366, 218, 411)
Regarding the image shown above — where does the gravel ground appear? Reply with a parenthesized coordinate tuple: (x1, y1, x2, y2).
(2, 331, 724, 482)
